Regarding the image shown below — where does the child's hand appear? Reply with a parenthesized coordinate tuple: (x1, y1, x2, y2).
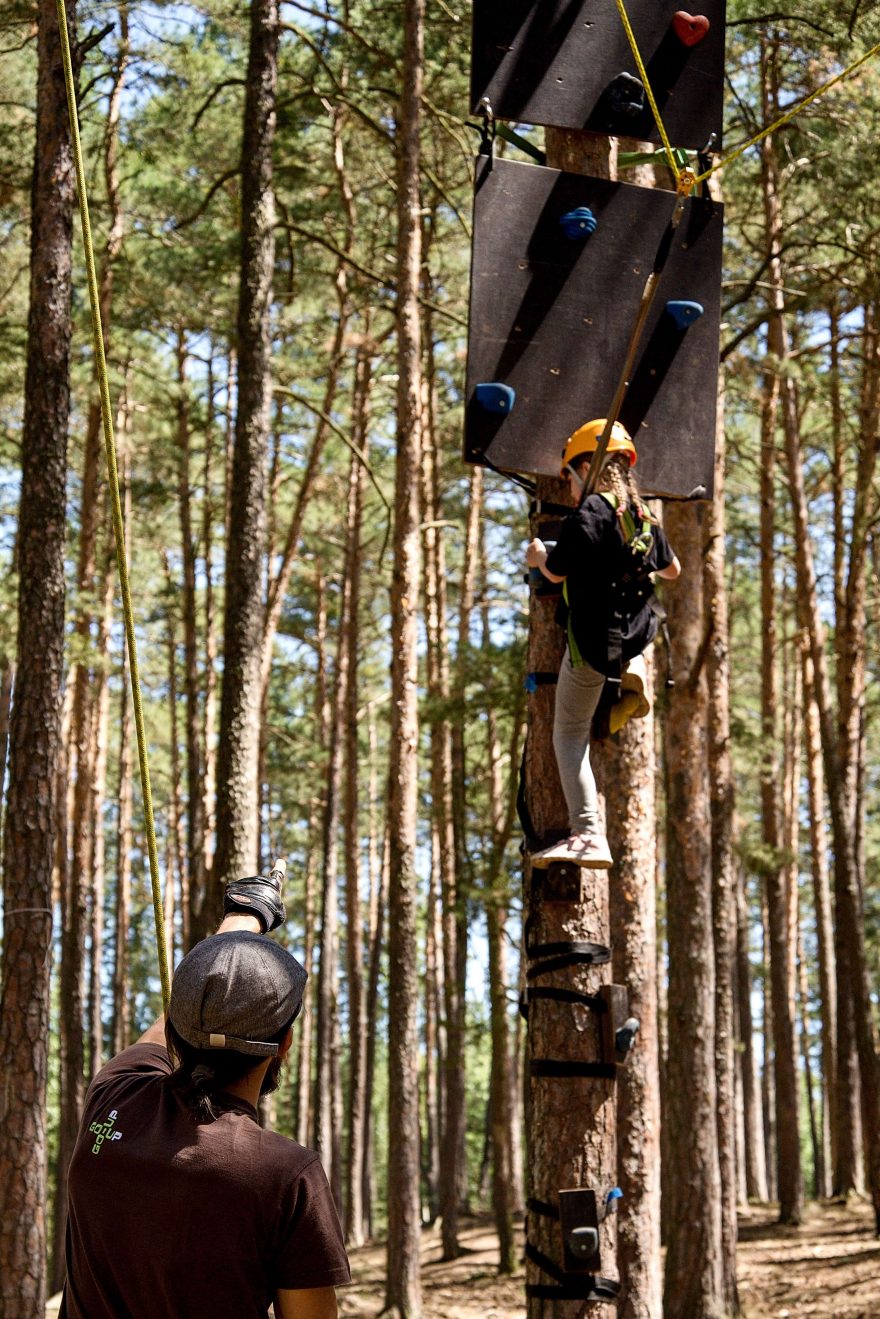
(526, 538, 546, 568)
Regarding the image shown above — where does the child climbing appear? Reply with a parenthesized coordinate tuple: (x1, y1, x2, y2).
(525, 418, 681, 869)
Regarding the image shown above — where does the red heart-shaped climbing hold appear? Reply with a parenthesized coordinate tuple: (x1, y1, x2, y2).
(672, 11, 710, 46)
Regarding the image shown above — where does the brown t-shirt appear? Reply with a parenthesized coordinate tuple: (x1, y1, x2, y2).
(60, 1043, 351, 1318)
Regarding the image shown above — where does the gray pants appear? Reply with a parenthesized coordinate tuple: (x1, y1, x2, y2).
(553, 649, 606, 834)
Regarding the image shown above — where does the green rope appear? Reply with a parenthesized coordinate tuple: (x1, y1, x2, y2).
(56, 0, 171, 1013)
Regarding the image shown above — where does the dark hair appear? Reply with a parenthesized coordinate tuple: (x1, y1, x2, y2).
(165, 1017, 295, 1124)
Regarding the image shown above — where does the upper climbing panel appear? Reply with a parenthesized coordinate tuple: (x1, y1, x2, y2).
(471, 0, 726, 150)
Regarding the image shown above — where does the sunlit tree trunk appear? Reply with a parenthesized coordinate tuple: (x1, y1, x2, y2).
(801, 638, 835, 1198)
(385, 0, 425, 1304)
(213, 0, 279, 911)
(344, 355, 370, 1247)
(0, 1, 75, 1310)
(296, 568, 327, 1148)
(736, 868, 767, 1201)
(663, 500, 726, 1316)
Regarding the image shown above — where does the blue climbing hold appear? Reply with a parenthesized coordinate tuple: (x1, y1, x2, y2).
(665, 299, 704, 330)
(560, 207, 597, 240)
(475, 382, 516, 414)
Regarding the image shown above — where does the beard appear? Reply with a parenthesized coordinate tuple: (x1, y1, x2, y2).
(260, 1054, 285, 1097)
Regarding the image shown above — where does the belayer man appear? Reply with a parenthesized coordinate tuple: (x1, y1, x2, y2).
(526, 418, 681, 869)
(60, 868, 351, 1319)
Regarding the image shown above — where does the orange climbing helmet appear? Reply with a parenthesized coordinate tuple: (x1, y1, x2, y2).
(560, 418, 637, 475)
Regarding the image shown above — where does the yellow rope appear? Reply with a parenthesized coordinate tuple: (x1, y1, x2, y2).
(56, 0, 171, 1013)
(694, 37, 880, 183)
(614, 0, 880, 190)
(613, 0, 682, 183)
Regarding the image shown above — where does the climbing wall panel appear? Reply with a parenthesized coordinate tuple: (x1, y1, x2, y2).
(471, 0, 725, 151)
(464, 156, 723, 499)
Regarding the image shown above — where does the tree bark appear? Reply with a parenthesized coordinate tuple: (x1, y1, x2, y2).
(801, 639, 835, 1199)
(111, 453, 134, 1058)
(384, 0, 425, 1305)
(480, 505, 522, 1277)
(213, 0, 279, 912)
(343, 353, 370, 1247)
(421, 355, 466, 1261)
(736, 869, 768, 1201)
(761, 37, 880, 1226)
(175, 332, 206, 937)
(296, 569, 327, 1148)
(758, 45, 804, 1225)
(704, 375, 739, 1305)
(662, 500, 726, 1317)
(0, 1, 75, 1310)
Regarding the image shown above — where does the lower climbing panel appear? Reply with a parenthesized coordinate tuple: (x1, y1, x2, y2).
(464, 155, 723, 500)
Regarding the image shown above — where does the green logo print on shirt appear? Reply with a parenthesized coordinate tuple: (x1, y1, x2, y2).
(89, 1109, 123, 1155)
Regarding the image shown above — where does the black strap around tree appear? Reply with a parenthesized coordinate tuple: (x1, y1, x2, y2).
(519, 985, 606, 1018)
(525, 933, 611, 978)
(530, 1058, 617, 1079)
(525, 1242, 621, 1302)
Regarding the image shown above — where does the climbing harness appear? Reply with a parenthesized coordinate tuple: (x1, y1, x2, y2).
(56, 0, 170, 1010)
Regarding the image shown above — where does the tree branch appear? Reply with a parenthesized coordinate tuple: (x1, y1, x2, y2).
(191, 78, 245, 132)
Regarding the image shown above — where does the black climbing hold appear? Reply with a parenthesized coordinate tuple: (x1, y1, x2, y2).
(559, 206, 597, 240)
(475, 381, 515, 414)
(615, 1016, 640, 1060)
(665, 299, 705, 329)
(567, 1226, 599, 1261)
(607, 72, 645, 119)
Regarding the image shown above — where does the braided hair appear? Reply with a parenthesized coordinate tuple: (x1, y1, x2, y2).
(572, 451, 655, 524)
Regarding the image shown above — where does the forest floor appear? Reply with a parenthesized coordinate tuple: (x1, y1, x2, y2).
(45, 1198, 878, 1317)
(335, 1199, 879, 1319)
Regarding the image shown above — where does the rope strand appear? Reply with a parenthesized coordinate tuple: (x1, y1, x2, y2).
(56, 0, 171, 1013)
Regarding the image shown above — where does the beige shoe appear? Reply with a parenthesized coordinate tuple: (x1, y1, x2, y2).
(620, 653, 650, 718)
(531, 832, 613, 869)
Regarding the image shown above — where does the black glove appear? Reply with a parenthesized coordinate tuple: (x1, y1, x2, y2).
(223, 873, 285, 933)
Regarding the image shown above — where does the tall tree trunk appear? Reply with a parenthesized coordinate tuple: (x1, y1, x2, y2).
(0, 657, 14, 863)
(801, 639, 835, 1199)
(200, 350, 219, 931)
(362, 769, 388, 1241)
(111, 455, 134, 1058)
(213, 0, 279, 913)
(704, 375, 739, 1306)
(296, 569, 327, 1147)
(481, 512, 521, 1277)
(0, 1, 75, 1311)
(756, 141, 803, 1219)
(424, 835, 442, 1226)
(662, 500, 725, 1316)
(421, 358, 466, 1260)
(762, 36, 880, 1227)
(344, 356, 370, 1247)
(385, 0, 425, 1305)
(736, 870, 768, 1201)
(760, 900, 777, 1203)
(88, 554, 115, 1080)
(175, 332, 205, 938)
